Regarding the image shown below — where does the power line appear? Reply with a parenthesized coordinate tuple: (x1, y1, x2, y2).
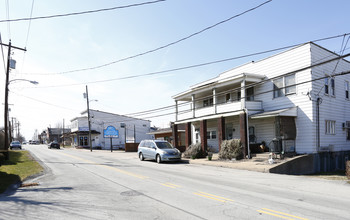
(21, 33, 350, 89)
(24, 0, 35, 48)
(20, 0, 273, 76)
(0, 33, 6, 74)
(0, 0, 166, 23)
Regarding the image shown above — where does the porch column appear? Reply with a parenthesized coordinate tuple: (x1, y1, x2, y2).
(241, 76, 246, 109)
(240, 112, 248, 158)
(217, 117, 225, 152)
(172, 123, 179, 148)
(185, 122, 191, 149)
(200, 120, 208, 155)
(175, 100, 178, 121)
(192, 94, 195, 118)
(213, 88, 217, 114)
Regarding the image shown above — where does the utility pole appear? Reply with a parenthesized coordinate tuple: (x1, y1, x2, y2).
(85, 85, 92, 152)
(1, 40, 26, 159)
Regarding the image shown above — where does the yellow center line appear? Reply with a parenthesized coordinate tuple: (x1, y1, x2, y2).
(258, 208, 309, 220)
(193, 192, 226, 202)
(57, 151, 148, 179)
(161, 183, 177, 189)
(161, 183, 181, 189)
(198, 191, 234, 202)
(257, 210, 295, 220)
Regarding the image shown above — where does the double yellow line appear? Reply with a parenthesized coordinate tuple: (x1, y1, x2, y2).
(193, 191, 234, 203)
(257, 208, 309, 220)
(161, 183, 181, 189)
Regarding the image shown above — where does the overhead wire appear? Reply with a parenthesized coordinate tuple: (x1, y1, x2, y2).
(0, 32, 7, 74)
(0, 0, 166, 23)
(20, 32, 350, 89)
(20, 0, 35, 74)
(20, 0, 273, 76)
(13, 52, 350, 123)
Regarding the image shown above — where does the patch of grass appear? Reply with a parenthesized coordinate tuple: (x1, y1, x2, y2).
(0, 150, 43, 193)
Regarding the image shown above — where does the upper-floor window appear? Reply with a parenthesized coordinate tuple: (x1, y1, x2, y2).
(345, 81, 349, 99)
(237, 87, 254, 101)
(273, 74, 296, 98)
(325, 76, 335, 96)
(226, 93, 231, 103)
(203, 97, 213, 107)
(346, 121, 350, 140)
(325, 120, 336, 135)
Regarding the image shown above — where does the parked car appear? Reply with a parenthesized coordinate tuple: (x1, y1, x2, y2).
(10, 141, 22, 150)
(48, 141, 60, 149)
(22, 141, 28, 145)
(137, 140, 181, 163)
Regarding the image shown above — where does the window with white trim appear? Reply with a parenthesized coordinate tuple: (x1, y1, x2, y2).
(273, 74, 296, 98)
(345, 81, 349, 99)
(206, 131, 217, 139)
(325, 120, 336, 135)
(325, 76, 335, 96)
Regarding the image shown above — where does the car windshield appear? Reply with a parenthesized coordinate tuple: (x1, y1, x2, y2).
(155, 142, 173, 149)
(12, 141, 20, 144)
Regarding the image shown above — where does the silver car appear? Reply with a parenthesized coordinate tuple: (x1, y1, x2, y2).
(138, 140, 181, 163)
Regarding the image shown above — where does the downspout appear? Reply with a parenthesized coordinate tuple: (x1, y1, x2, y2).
(244, 108, 251, 159)
(316, 98, 321, 152)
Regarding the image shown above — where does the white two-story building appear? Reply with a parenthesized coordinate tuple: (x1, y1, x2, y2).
(70, 109, 152, 150)
(172, 42, 350, 172)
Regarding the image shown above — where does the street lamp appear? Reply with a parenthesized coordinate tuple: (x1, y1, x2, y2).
(4, 78, 38, 158)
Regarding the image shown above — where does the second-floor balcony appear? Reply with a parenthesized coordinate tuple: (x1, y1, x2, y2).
(176, 100, 263, 121)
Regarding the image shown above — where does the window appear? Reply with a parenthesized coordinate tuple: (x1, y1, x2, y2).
(273, 74, 296, 98)
(226, 93, 231, 103)
(345, 81, 349, 99)
(211, 131, 217, 139)
(246, 87, 254, 101)
(285, 75, 296, 95)
(206, 131, 217, 139)
(325, 120, 336, 134)
(273, 78, 284, 98)
(325, 78, 329, 95)
(203, 98, 213, 107)
(325, 76, 335, 96)
(347, 121, 350, 140)
(237, 88, 254, 101)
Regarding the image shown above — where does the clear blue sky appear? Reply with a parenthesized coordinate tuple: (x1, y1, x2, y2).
(0, 0, 349, 140)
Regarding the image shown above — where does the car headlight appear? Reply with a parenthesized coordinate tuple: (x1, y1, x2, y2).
(159, 151, 166, 155)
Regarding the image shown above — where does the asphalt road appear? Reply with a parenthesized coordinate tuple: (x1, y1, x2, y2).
(1, 144, 350, 220)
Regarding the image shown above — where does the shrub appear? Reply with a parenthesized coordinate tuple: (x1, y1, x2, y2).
(218, 139, 243, 160)
(183, 143, 205, 159)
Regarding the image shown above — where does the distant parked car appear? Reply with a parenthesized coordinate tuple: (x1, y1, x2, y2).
(10, 141, 22, 150)
(48, 141, 60, 149)
(22, 141, 28, 145)
(137, 140, 181, 163)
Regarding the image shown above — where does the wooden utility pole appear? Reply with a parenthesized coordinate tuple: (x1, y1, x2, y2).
(1, 40, 26, 159)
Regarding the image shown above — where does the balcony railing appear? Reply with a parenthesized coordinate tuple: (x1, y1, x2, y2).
(177, 100, 262, 121)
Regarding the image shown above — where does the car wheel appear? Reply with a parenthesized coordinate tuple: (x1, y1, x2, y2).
(156, 154, 161, 164)
(139, 153, 144, 161)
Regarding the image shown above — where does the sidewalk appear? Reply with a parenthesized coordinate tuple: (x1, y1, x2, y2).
(183, 153, 288, 173)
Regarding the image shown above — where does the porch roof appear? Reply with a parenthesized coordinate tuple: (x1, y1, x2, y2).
(250, 106, 298, 119)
